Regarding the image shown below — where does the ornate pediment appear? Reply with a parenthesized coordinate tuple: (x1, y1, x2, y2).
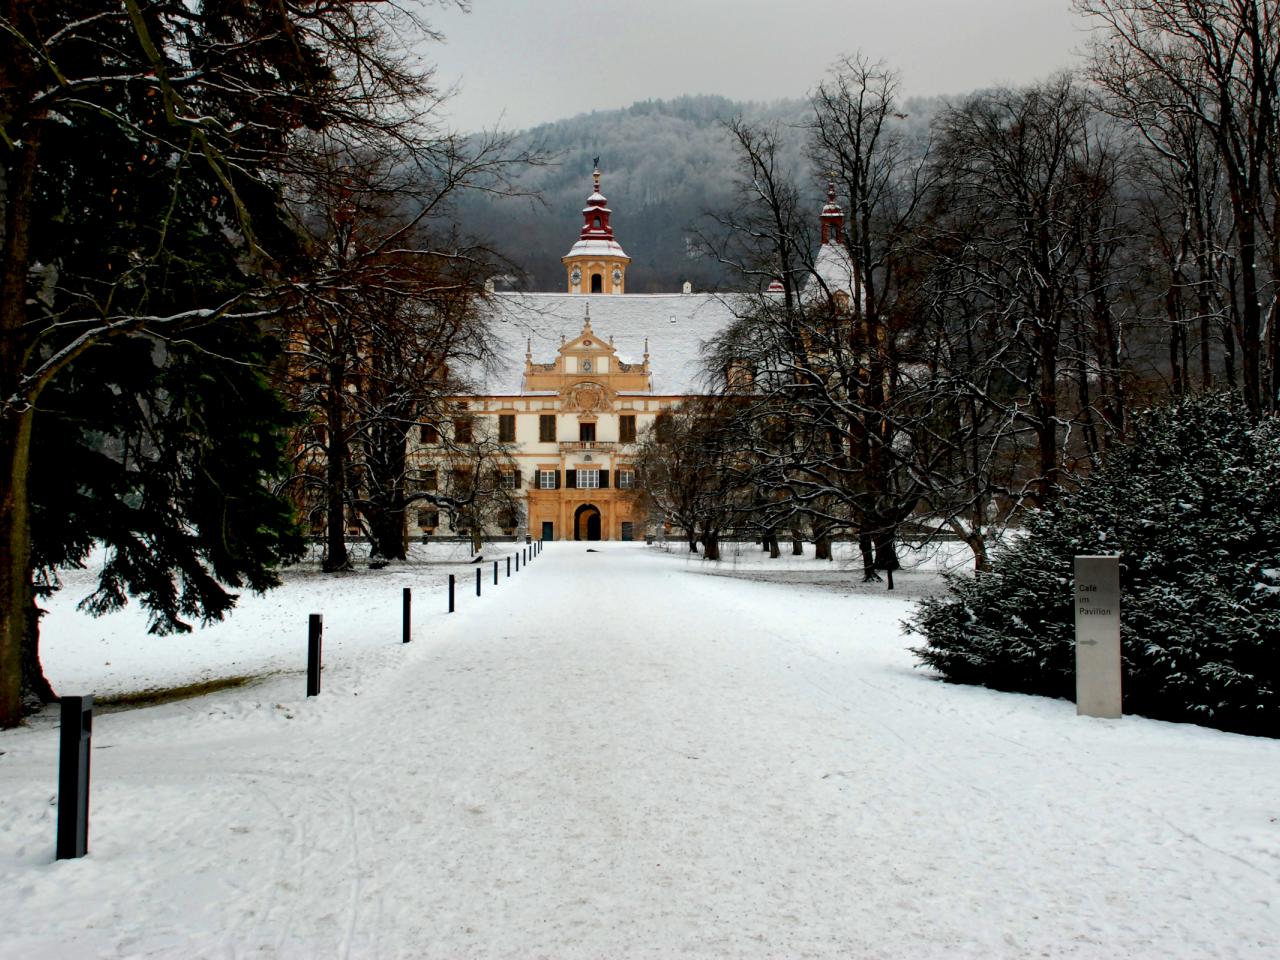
(563, 380, 608, 413)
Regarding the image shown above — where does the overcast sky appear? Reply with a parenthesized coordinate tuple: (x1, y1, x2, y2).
(422, 0, 1087, 132)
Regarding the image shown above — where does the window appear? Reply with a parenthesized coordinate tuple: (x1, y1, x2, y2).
(539, 414, 556, 442)
(579, 422, 596, 442)
(417, 509, 439, 529)
(421, 469, 438, 491)
(617, 469, 636, 489)
(655, 412, 674, 443)
(619, 415, 636, 443)
(420, 423, 438, 444)
(538, 469, 557, 489)
(577, 469, 600, 489)
(591, 273, 602, 293)
(454, 418, 473, 444)
(502, 470, 518, 489)
(498, 414, 515, 443)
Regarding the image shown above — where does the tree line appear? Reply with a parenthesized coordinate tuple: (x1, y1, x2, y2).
(637, 1, 1278, 575)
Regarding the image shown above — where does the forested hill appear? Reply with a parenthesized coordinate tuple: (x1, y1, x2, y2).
(455, 95, 940, 293)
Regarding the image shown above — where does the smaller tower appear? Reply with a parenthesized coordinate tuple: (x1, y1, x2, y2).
(820, 179, 844, 245)
(562, 165, 631, 294)
(808, 179, 856, 307)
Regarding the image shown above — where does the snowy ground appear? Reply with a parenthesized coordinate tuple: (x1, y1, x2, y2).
(1, 541, 1277, 958)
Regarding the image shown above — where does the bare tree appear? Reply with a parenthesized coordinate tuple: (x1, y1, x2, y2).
(1078, 0, 1279, 412)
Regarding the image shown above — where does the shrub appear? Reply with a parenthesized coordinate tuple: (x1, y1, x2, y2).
(908, 396, 1280, 736)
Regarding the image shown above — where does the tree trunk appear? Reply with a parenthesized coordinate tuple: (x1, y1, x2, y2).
(703, 531, 720, 561)
(873, 525, 900, 571)
(858, 529, 880, 582)
(322, 365, 351, 572)
(0, 110, 42, 726)
(23, 590, 55, 705)
(791, 530, 803, 555)
(814, 532, 833, 561)
(0, 409, 35, 727)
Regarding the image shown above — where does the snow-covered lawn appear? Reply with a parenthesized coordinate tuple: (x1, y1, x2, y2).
(1, 541, 1277, 958)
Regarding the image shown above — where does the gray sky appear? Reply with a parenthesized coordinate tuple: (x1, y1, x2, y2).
(423, 0, 1086, 132)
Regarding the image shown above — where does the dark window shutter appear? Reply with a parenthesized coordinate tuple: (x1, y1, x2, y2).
(600, 470, 610, 488)
(554, 470, 561, 489)
(514, 469, 522, 488)
(566, 469, 577, 489)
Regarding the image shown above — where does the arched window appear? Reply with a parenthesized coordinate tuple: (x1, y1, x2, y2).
(591, 273, 603, 293)
(593, 216, 601, 229)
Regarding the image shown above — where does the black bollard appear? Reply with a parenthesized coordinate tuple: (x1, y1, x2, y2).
(506, 555, 511, 577)
(307, 614, 322, 696)
(493, 560, 498, 585)
(448, 574, 455, 613)
(56, 695, 93, 860)
(476, 566, 481, 597)
(402, 588, 411, 643)
(516, 552, 520, 572)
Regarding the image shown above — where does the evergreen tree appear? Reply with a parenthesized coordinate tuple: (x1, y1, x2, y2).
(909, 396, 1280, 736)
(0, 1, 452, 723)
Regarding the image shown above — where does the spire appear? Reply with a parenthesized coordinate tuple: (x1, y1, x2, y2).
(582, 302, 594, 335)
(820, 178, 844, 245)
(579, 164, 615, 241)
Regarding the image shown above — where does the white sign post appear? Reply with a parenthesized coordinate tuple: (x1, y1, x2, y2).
(1074, 555, 1122, 718)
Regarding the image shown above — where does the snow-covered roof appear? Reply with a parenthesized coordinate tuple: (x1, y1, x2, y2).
(563, 239, 630, 260)
(806, 242, 858, 301)
(474, 292, 742, 395)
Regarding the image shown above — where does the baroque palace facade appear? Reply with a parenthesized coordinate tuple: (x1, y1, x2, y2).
(411, 167, 851, 542)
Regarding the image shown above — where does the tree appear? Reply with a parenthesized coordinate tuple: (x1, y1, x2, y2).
(633, 399, 746, 559)
(1078, 0, 1279, 413)
(909, 394, 1280, 736)
(0, 1, 471, 725)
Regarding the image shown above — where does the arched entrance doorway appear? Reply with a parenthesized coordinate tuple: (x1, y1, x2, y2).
(574, 503, 602, 541)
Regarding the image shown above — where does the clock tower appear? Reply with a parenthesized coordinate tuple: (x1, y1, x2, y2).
(562, 165, 630, 294)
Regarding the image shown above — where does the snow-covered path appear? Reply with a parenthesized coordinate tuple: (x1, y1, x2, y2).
(2, 542, 1278, 958)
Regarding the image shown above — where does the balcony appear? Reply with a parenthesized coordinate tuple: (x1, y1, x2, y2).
(559, 440, 619, 453)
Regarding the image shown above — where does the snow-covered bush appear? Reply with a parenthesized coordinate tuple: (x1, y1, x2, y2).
(909, 396, 1280, 736)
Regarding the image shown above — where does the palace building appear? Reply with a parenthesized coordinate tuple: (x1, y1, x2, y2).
(411, 166, 853, 542)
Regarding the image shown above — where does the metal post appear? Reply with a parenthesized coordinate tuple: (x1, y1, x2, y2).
(402, 588, 411, 643)
(476, 566, 481, 597)
(307, 614, 322, 696)
(516, 552, 520, 572)
(506, 555, 511, 577)
(56, 695, 93, 860)
(493, 560, 498, 585)
(448, 574, 455, 613)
